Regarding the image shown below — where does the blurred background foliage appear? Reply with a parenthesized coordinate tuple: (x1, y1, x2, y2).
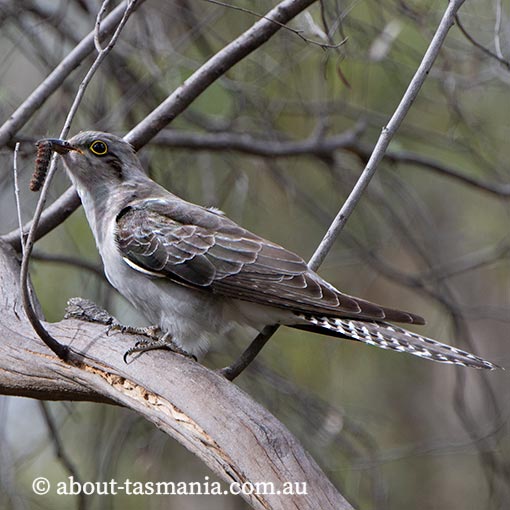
(0, 0, 509, 508)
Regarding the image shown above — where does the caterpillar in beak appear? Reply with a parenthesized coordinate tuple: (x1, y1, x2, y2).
(30, 140, 54, 192)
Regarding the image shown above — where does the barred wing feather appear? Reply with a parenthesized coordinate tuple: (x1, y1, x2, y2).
(115, 200, 425, 324)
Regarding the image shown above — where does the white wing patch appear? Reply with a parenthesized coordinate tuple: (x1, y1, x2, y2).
(122, 256, 166, 277)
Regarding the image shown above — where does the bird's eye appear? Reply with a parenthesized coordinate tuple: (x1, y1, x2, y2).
(89, 140, 108, 156)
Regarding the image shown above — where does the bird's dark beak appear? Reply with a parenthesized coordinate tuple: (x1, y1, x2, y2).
(38, 138, 78, 154)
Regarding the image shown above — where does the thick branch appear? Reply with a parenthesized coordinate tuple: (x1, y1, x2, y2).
(151, 127, 360, 157)
(0, 242, 353, 510)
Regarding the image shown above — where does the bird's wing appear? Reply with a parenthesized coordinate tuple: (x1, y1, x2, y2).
(115, 199, 424, 324)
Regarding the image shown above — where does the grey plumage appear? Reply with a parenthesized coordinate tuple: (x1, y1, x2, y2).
(115, 199, 423, 323)
(49, 131, 500, 370)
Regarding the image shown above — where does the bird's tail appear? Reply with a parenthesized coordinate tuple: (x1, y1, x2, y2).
(293, 314, 500, 370)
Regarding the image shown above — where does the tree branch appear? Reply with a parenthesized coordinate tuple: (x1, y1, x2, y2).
(39, 401, 88, 510)
(346, 142, 510, 198)
(18, 0, 140, 363)
(455, 13, 510, 70)
(0, 242, 353, 510)
(151, 128, 510, 197)
(151, 126, 362, 157)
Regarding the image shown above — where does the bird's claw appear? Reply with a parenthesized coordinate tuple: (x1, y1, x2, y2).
(106, 322, 161, 338)
(123, 333, 196, 363)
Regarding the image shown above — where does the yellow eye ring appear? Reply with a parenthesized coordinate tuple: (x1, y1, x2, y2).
(90, 140, 108, 156)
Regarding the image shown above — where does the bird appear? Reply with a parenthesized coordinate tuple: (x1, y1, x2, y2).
(45, 130, 499, 370)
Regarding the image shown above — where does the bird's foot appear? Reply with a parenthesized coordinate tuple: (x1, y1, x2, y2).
(107, 322, 161, 339)
(107, 322, 195, 361)
(64, 298, 195, 363)
(123, 332, 196, 363)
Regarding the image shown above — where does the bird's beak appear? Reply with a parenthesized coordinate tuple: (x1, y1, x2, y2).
(40, 138, 79, 154)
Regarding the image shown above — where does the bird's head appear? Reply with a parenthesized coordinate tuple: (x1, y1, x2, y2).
(48, 131, 145, 191)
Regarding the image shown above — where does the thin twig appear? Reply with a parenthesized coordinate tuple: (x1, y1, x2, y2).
(494, 0, 504, 61)
(19, 0, 139, 361)
(222, 0, 469, 380)
(12, 142, 24, 256)
(94, 0, 111, 53)
(455, 13, 510, 70)
(202, 0, 346, 50)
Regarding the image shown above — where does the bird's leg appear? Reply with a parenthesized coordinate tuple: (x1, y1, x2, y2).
(109, 323, 196, 362)
(65, 297, 195, 362)
(123, 332, 196, 363)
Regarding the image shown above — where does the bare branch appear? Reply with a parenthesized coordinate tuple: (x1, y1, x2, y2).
(455, 13, 510, 70)
(94, 0, 112, 53)
(39, 402, 88, 510)
(12, 142, 24, 255)
(150, 128, 510, 197)
(202, 0, 346, 49)
(347, 142, 510, 198)
(0, 243, 353, 510)
(494, 0, 504, 61)
(151, 125, 362, 157)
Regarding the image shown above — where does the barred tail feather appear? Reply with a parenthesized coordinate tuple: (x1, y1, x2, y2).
(294, 314, 500, 370)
